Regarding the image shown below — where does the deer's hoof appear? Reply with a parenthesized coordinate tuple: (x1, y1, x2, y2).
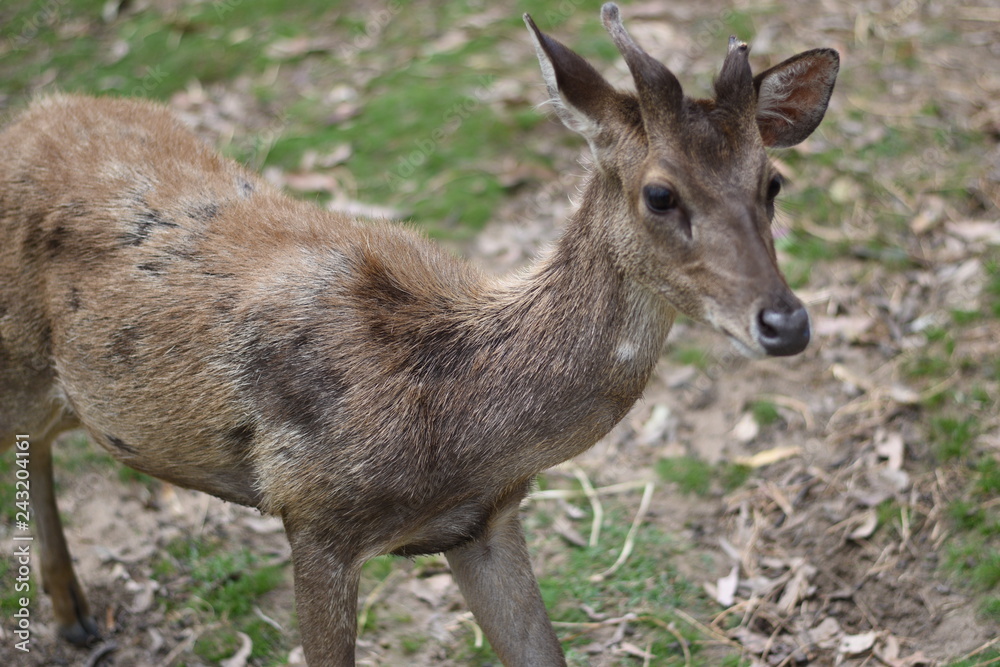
(59, 616, 100, 646)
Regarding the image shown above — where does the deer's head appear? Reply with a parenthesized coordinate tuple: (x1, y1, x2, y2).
(525, 3, 839, 357)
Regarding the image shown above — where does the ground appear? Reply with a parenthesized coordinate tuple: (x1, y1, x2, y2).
(0, 0, 998, 665)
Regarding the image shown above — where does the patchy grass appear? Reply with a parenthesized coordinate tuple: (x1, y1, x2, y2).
(749, 399, 782, 427)
(153, 536, 289, 665)
(536, 505, 739, 666)
(656, 456, 750, 496)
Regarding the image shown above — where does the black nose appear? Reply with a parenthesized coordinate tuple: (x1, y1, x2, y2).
(757, 304, 810, 356)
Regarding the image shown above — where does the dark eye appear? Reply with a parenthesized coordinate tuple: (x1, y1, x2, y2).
(643, 185, 678, 213)
(766, 175, 783, 201)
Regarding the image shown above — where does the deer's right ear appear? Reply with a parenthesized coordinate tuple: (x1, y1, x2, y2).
(524, 13, 619, 142)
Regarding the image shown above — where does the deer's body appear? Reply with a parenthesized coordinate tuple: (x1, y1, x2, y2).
(1, 6, 837, 665)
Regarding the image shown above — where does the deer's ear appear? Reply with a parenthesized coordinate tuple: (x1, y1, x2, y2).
(753, 48, 839, 148)
(525, 13, 620, 142)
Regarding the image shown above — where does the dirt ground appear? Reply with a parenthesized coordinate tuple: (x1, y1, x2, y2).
(2, 0, 999, 665)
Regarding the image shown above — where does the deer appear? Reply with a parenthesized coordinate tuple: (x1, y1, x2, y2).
(0, 4, 838, 665)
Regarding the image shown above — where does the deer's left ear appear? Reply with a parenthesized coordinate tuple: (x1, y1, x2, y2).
(753, 48, 839, 148)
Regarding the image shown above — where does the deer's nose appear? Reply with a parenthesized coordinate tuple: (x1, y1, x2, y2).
(757, 303, 810, 356)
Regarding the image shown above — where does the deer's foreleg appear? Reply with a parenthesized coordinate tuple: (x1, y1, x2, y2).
(446, 506, 566, 667)
(27, 418, 98, 645)
(286, 525, 363, 667)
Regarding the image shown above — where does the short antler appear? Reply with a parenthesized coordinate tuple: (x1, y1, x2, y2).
(715, 36, 755, 121)
(600, 3, 682, 138)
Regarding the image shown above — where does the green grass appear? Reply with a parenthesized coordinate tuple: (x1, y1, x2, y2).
(947, 649, 1000, 667)
(930, 416, 977, 462)
(533, 506, 740, 666)
(750, 400, 782, 427)
(0, 0, 534, 238)
(669, 345, 711, 371)
(153, 536, 289, 665)
(656, 456, 751, 497)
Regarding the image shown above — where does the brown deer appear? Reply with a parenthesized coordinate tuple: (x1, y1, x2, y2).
(0, 4, 838, 665)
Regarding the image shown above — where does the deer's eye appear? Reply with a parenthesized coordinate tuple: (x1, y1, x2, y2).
(766, 175, 783, 201)
(643, 185, 678, 214)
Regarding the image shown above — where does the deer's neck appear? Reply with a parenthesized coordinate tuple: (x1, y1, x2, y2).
(478, 173, 675, 462)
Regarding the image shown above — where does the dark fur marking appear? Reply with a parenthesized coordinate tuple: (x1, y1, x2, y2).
(224, 422, 257, 460)
(119, 205, 179, 247)
(352, 253, 492, 380)
(187, 202, 220, 221)
(238, 178, 254, 198)
(108, 324, 140, 366)
(241, 317, 350, 435)
(106, 435, 138, 455)
(68, 288, 82, 312)
(21, 211, 47, 254)
(137, 262, 165, 275)
(46, 225, 67, 256)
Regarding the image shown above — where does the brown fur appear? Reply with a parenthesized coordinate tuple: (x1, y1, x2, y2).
(0, 5, 838, 666)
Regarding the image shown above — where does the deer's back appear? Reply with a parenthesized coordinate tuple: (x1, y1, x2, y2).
(0, 95, 493, 515)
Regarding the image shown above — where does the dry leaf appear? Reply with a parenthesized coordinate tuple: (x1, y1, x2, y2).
(839, 631, 878, 656)
(809, 617, 842, 650)
(638, 403, 673, 445)
(731, 627, 772, 654)
(735, 445, 802, 468)
(731, 412, 759, 443)
(875, 429, 905, 470)
(815, 314, 876, 342)
(777, 559, 817, 613)
(125, 579, 158, 613)
(946, 220, 1000, 245)
(714, 565, 740, 606)
(282, 172, 340, 193)
(848, 510, 879, 540)
(241, 515, 284, 534)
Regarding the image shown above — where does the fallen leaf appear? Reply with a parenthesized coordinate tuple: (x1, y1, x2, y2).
(777, 559, 817, 613)
(638, 403, 673, 445)
(848, 510, 879, 540)
(815, 314, 876, 342)
(875, 429, 905, 470)
(125, 579, 158, 613)
(731, 412, 759, 443)
(731, 627, 772, 654)
(946, 220, 1000, 245)
(714, 565, 740, 606)
(809, 617, 842, 649)
(282, 171, 340, 193)
(839, 631, 878, 656)
(735, 445, 802, 468)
